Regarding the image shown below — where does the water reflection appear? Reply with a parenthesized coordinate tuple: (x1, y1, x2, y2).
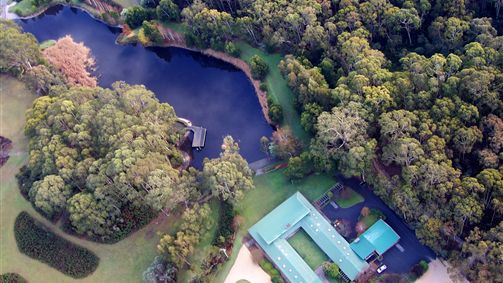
(18, 6, 273, 167)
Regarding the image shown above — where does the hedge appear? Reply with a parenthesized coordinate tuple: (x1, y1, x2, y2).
(259, 260, 284, 283)
(0, 273, 27, 283)
(14, 212, 99, 278)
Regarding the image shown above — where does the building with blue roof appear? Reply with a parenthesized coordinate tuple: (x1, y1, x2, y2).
(249, 192, 369, 282)
(249, 192, 401, 283)
(350, 219, 400, 260)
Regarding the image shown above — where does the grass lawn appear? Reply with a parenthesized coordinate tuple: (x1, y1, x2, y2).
(360, 209, 386, 229)
(160, 21, 189, 34)
(334, 188, 364, 208)
(112, 0, 139, 7)
(288, 229, 328, 270)
(213, 170, 337, 282)
(0, 75, 176, 283)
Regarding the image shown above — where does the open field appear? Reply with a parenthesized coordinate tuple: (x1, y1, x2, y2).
(288, 229, 328, 270)
(216, 170, 337, 282)
(0, 75, 175, 283)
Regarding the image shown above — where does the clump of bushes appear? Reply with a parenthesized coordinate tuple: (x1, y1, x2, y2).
(249, 55, 269, 80)
(259, 259, 284, 283)
(322, 262, 340, 279)
(224, 41, 241, 57)
(141, 21, 163, 44)
(0, 273, 28, 283)
(14, 212, 99, 278)
(268, 103, 283, 124)
(142, 256, 177, 283)
(409, 260, 429, 280)
(212, 201, 236, 246)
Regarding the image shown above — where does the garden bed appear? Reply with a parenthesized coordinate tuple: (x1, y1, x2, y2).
(14, 212, 99, 278)
(333, 187, 364, 208)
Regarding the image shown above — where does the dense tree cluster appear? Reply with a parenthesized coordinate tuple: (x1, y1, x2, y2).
(18, 82, 190, 239)
(203, 136, 254, 204)
(157, 203, 213, 269)
(0, 20, 63, 95)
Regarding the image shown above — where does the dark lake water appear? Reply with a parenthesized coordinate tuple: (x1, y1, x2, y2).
(18, 6, 272, 166)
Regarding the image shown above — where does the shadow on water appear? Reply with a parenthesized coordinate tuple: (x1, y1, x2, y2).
(18, 5, 273, 167)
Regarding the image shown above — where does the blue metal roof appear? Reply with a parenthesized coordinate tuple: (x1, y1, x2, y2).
(249, 192, 369, 282)
(350, 219, 400, 259)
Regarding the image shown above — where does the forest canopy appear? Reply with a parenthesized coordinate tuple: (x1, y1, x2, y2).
(142, 0, 503, 281)
(17, 82, 189, 239)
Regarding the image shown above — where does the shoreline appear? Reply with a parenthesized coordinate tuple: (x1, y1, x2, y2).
(164, 42, 272, 125)
(12, 2, 121, 27)
(14, 3, 272, 125)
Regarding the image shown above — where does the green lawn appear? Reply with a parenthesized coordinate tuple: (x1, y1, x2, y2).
(213, 170, 337, 282)
(360, 209, 385, 229)
(334, 188, 364, 208)
(0, 75, 176, 283)
(288, 229, 328, 270)
(112, 0, 139, 7)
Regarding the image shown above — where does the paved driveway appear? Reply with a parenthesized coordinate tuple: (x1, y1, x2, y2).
(321, 176, 436, 274)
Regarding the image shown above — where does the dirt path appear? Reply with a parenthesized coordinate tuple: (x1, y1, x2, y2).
(224, 245, 271, 283)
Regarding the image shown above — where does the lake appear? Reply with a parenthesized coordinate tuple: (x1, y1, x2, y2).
(18, 6, 273, 166)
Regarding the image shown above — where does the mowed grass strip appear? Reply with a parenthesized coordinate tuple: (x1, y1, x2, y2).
(288, 229, 328, 270)
(334, 188, 364, 209)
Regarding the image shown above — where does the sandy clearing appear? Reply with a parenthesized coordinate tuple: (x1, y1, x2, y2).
(224, 245, 271, 283)
(416, 259, 464, 283)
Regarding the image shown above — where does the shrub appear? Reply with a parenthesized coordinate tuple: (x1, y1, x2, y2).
(259, 260, 284, 283)
(14, 212, 99, 278)
(224, 41, 240, 57)
(142, 256, 177, 283)
(284, 152, 312, 180)
(124, 6, 149, 29)
(0, 273, 27, 283)
(249, 55, 269, 80)
(212, 201, 236, 245)
(322, 262, 340, 279)
(259, 82, 268, 92)
(142, 21, 163, 44)
(268, 103, 283, 124)
(409, 260, 429, 280)
(327, 191, 334, 199)
(108, 205, 156, 243)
